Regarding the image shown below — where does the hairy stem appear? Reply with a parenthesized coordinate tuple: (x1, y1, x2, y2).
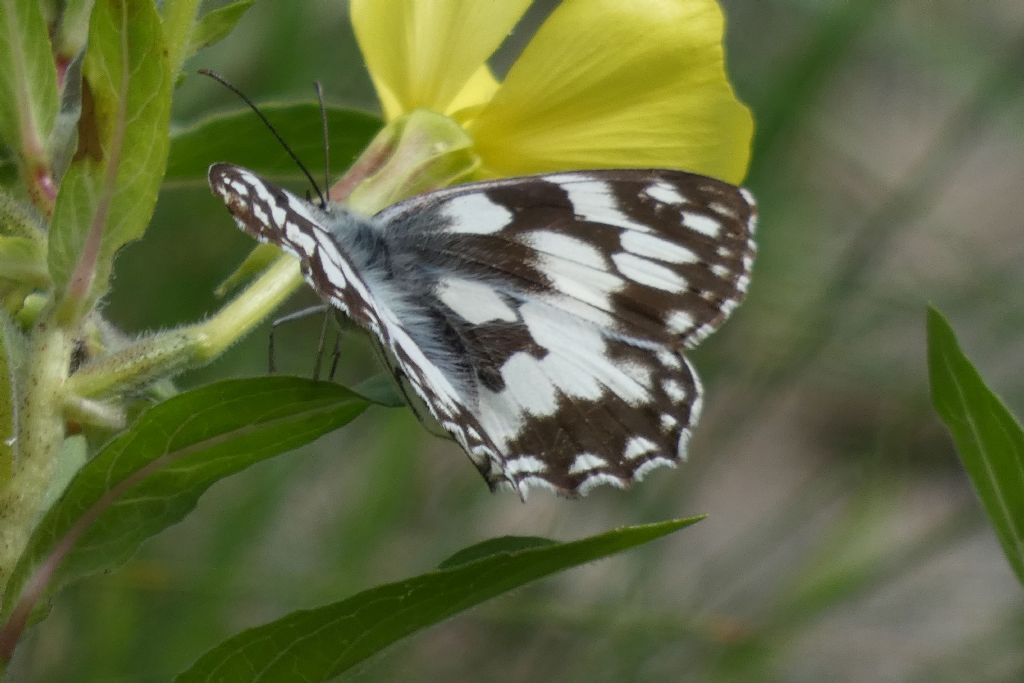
(67, 256, 303, 398)
(0, 320, 70, 597)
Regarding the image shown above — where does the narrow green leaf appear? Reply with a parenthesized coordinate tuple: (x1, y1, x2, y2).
(47, 0, 172, 301)
(927, 306, 1024, 585)
(437, 536, 556, 569)
(175, 517, 703, 682)
(1, 377, 368, 623)
(187, 0, 254, 55)
(166, 104, 381, 186)
(0, 0, 59, 157)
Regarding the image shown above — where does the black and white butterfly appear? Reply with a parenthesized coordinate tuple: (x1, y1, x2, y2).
(209, 164, 756, 497)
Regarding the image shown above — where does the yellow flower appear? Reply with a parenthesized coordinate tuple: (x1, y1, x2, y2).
(350, 0, 753, 184)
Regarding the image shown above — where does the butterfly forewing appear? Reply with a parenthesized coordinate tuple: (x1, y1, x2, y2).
(210, 164, 756, 497)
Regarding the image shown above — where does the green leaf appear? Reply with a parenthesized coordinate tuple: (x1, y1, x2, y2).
(0, 0, 59, 157)
(187, 0, 254, 54)
(166, 104, 381, 186)
(437, 536, 556, 569)
(352, 371, 407, 408)
(927, 306, 1024, 586)
(0, 236, 48, 287)
(1, 377, 368, 622)
(47, 0, 172, 303)
(174, 517, 703, 682)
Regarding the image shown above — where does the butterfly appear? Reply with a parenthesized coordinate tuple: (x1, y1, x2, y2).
(209, 164, 756, 497)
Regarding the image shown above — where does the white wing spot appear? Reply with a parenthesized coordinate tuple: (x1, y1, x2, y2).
(252, 203, 270, 227)
(666, 310, 695, 334)
(612, 253, 687, 292)
(569, 452, 608, 474)
(270, 203, 287, 227)
(683, 211, 721, 237)
(634, 457, 675, 481)
(519, 303, 606, 400)
(711, 264, 731, 279)
(436, 277, 517, 324)
(578, 473, 627, 495)
(285, 223, 317, 254)
(525, 231, 607, 269)
(644, 181, 684, 204)
(506, 456, 547, 475)
(561, 179, 651, 232)
(660, 413, 679, 431)
(709, 201, 736, 218)
(541, 294, 615, 328)
(624, 436, 658, 460)
(677, 428, 693, 459)
(662, 379, 687, 402)
(535, 254, 624, 312)
(227, 180, 249, 196)
(498, 352, 559, 416)
(318, 248, 348, 290)
(443, 193, 513, 234)
(619, 359, 653, 390)
(620, 231, 697, 264)
(657, 349, 682, 369)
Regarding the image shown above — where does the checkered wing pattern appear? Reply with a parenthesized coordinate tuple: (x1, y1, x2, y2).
(209, 165, 756, 497)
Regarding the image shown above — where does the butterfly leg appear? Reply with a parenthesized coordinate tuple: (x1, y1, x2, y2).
(311, 311, 332, 380)
(328, 333, 343, 381)
(268, 304, 329, 373)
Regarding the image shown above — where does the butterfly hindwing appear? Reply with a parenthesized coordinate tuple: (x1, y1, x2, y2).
(209, 165, 756, 497)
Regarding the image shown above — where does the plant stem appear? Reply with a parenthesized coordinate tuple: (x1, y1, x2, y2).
(0, 320, 70, 596)
(67, 255, 304, 398)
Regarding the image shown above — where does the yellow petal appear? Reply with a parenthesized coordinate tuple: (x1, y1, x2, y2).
(350, 0, 531, 121)
(467, 0, 754, 184)
(447, 64, 501, 120)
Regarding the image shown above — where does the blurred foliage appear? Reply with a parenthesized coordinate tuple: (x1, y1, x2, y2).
(7, 0, 1024, 681)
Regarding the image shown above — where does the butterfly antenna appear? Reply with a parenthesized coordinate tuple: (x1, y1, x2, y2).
(199, 68, 326, 207)
(315, 81, 330, 203)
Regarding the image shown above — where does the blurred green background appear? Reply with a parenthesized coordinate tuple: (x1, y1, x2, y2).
(15, 0, 1024, 680)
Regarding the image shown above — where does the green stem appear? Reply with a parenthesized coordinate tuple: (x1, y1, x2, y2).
(67, 255, 303, 398)
(0, 320, 70, 596)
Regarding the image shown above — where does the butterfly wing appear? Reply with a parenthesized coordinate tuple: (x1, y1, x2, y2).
(209, 163, 512, 485)
(210, 164, 756, 497)
(374, 170, 757, 495)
